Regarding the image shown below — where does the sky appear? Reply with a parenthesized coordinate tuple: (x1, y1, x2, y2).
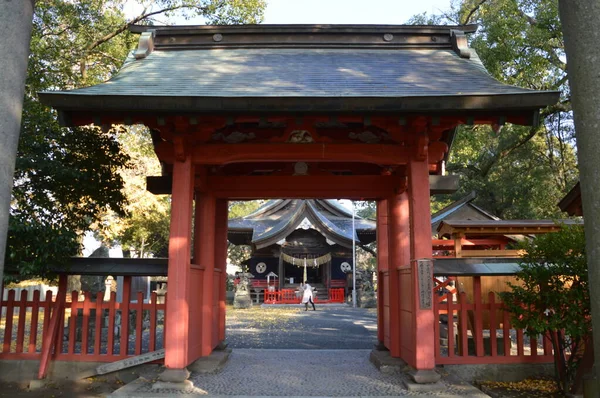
(262, 0, 450, 24)
(125, 0, 451, 25)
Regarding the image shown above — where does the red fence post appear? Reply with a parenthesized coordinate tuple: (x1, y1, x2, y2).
(107, 291, 116, 356)
(29, 290, 41, 354)
(458, 292, 469, 357)
(503, 310, 511, 356)
(473, 277, 484, 357)
(3, 290, 15, 353)
(94, 291, 103, 356)
(16, 290, 28, 353)
(82, 292, 91, 355)
(120, 276, 132, 357)
(447, 294, 455, 358)
(149, 292, 157, 352)
(68, 291, 78, 355)
(135, 291, 144, 355)
(488, 292, 498, 357)
(38, 274, 67, 379)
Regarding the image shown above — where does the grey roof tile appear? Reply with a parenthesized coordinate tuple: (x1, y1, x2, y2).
(52, 48, 541, 98)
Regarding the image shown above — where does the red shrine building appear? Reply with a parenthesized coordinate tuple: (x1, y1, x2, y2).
(40, 24, 558, 385)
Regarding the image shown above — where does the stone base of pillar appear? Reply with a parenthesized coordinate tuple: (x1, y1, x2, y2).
(215, 340, 229, 351)
(373, 341, 388, 351)
(188, 348, 232, 374)
(369, 348, 407, 375)
(403, 380, 445, 392)
(152, 380, 194, 391)
(153, 367, 192, 390)
(409, 369, 441, 384)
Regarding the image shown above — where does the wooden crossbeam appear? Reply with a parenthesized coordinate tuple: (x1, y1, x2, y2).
(155, 142, 413, 165)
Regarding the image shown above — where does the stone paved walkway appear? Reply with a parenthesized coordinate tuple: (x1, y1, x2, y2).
(111, 349, 489, 397)
(110, 306, 489, 397)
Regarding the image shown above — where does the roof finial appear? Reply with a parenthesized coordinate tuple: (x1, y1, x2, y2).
(450, 30, 471, 59)
(134, 30, 156, 60)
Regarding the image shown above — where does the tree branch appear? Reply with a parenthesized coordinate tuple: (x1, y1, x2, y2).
(79, 4, 211, 78)
(358, 243, 377, 258)
(461, 0, 490, 25)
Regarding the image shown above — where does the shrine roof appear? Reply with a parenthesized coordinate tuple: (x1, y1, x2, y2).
(430, 191, 499, 235)
(228, 199, 375, 249)
(39, 24, 559, 120)
(433, 257, 522, 276)
(437, 219, 582, 237)
(558, 182, 582, 216)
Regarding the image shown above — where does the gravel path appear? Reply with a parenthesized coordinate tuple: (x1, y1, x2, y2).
(225, 305, 378, 349)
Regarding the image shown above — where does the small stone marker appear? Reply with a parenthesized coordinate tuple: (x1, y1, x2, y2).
(94, 348, 165, 376)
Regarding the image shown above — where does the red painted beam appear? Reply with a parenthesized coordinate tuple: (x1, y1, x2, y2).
(205, 175, 399, 199)
(156, 142, 412, 165)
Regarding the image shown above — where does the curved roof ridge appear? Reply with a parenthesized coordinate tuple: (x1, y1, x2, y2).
(252, 201, 307, 248)
(306, 200, 357, 244)
(244, 199, 290, 219)
(319, 199, 355, 218)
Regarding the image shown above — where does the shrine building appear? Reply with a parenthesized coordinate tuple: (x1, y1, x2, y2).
(228, 199, 375, 301)
(39, 24, 559, 386)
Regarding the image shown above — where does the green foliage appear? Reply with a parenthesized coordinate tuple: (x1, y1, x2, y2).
(96, 126, 170, 258)
(409, 1, 578, 219)
(7, 0, 266, 278)
(6, 216, 79, 279)
(227, 201, 265, 268)
(499, 225, 590, 393)
(445, 123, 578, 219)
(228, 200, 265, 219)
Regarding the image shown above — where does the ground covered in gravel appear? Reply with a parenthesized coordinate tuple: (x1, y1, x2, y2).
(224, 304, 378, 349)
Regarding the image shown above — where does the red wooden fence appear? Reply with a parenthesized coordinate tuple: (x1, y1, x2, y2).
(434, 276, 554, 365)
(264, 288, 345, 304)
(0, 276, 166, 363)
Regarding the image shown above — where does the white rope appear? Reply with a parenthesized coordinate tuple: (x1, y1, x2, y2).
(282, 252, 331, 267)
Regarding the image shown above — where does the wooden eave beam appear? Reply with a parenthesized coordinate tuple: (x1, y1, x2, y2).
(155, 142, 413, 165)
(438, 225, 562, 237)
(206, 175, 396, 199)
(146, 174, 457, 197)
(46, 94, 558, 124)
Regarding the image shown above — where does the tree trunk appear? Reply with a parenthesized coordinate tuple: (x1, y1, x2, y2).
(0, 1, 35, 282)
(558, 0, 600, 386)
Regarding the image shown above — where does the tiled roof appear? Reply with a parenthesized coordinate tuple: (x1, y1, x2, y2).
(228, 199, 375, 249)
(39, 24, 559, 115)
(51, 48, 535, 98)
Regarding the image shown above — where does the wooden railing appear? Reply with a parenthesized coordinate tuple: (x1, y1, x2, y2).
(327, 288, 345, 303)
(0, 276, 166, 363)
(434, 276, 554, 365)
(264, 288, 345, 304)
(431, 239, 524, 258)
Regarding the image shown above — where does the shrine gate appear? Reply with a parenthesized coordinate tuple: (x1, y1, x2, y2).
(40, 24, 558, 385)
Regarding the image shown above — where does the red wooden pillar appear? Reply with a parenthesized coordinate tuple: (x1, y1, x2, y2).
(389, 190, 410, 359)
(408, 156, 436, 374)
(214, 199, 229, 345)
(196, 191, 216, 356)
(164, 155, 194, 370)
(376, 199, 389, 348)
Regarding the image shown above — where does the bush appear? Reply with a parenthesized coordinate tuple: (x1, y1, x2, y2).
(499, 224, 590, 394)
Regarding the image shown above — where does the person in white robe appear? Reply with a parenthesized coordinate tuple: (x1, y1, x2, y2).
(301, 281, 316, 311)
